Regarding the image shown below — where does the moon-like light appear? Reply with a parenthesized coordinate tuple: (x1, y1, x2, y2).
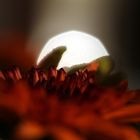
(37, 31, 109, 69)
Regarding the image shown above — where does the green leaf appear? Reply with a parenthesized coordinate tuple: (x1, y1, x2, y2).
(38, 46, 66, 70)
(67, 56, 113, 75)
(95, 56, 114, 76)
(86, 56, 114, 84)
(67, 63, 87, 74)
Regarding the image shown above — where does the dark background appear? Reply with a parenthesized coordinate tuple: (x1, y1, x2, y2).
(0, 0, 139, 89)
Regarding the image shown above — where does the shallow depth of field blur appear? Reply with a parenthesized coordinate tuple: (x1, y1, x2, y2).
(0, 1, 140, 140)
(0, 0, 139, 87)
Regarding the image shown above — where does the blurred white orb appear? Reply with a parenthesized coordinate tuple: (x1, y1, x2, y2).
(37, 31, 109, 69)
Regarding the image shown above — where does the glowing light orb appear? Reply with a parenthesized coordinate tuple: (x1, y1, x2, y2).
(37, 31, 109, 69)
